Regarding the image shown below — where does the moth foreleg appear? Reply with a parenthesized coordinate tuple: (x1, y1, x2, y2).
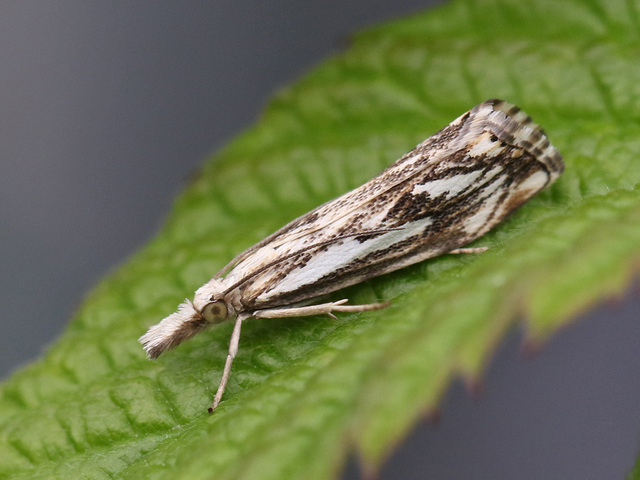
(209, 313, 250, 413)
(448, 247, 488, 255)
(253, 299, 390, 320)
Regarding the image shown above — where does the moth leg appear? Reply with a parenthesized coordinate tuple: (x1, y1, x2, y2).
(253, 299, 391, 320)
(448, 247, 488, 254)
(209, 313, 250, 413)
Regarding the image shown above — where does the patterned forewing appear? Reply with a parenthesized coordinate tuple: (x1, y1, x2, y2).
(221, 100, 562, 310)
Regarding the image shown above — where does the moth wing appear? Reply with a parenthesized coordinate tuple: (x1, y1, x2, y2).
(222, 99, 563, 309)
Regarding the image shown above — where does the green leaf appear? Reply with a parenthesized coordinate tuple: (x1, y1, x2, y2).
(2, 0, 640, 478)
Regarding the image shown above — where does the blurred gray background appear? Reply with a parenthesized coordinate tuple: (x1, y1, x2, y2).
(1, 2, 640, 479)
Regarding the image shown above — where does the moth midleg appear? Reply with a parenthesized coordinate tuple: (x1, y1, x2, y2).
(209, 312, 250, 413)
(253, 299, 390, 320)
(448, 247, 489, 254)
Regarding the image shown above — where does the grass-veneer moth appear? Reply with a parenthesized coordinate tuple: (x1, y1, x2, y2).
(140, 98, 564, 412)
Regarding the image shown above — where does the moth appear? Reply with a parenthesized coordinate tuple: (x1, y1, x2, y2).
(140, 99, 564, 412)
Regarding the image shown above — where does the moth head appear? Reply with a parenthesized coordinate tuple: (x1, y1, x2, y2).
(200, 300, 228, 324)
(192, 280, 233, 324)
(139, 279, 231, 359)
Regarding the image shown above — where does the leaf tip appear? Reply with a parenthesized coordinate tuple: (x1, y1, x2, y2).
(422, 407, 442, 426)
(463, 376, 485, 399)
(521, 335, 544, 359)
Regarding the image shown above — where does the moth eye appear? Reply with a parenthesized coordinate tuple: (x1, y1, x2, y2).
(201, 301, 228, 324)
